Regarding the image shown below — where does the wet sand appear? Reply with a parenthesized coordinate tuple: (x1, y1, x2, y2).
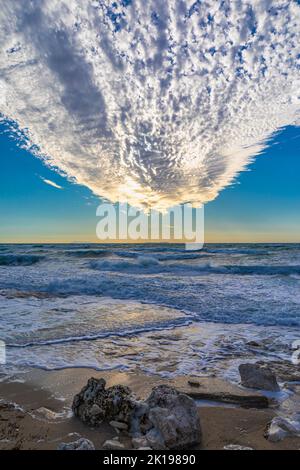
(1, 368, 300, 450)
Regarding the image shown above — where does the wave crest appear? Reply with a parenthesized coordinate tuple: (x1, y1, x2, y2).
(0, 254, 44, 266)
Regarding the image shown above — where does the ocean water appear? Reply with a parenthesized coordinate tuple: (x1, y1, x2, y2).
(0, 243, 300, 381)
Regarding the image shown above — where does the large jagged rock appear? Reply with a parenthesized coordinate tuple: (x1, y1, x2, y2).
(144, 385, 201, 450)
(72, 377, 135, 426)
(72, 379, 201, 450)
(239, 363, 280, 391)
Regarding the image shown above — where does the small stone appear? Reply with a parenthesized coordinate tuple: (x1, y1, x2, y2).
(103, 440, 125, 450)
(35, 407, 61, 421)
(224, 444, 253, 450)
(58, 438, 95, 451)
(188, 380, 200, 388)
(239, 363, 280, 391)
(109, 420, 128, 431)
(132, 437, 148, 449)
(137, 447, 152, 450)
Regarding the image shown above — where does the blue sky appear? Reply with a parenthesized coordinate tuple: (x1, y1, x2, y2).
(0, 123, 299, 243)
(1, 1, 299, 241)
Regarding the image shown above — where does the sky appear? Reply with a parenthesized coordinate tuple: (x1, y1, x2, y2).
(0, 123, 299, 243)
(0, 1, 299, 242)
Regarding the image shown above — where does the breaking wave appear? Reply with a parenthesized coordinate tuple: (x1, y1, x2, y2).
(7, 317, 192, 348)
(67, 249, 111, 258)
(90, 257, 300, 277)
(0, 254, 44, 266)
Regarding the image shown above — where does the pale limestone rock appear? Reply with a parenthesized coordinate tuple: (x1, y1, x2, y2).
(224, 444, 253, 450)
(103, 440, 125, 450)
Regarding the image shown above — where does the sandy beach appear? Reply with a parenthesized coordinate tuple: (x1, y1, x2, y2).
(1, 244, 300, 451)
(1, 367, 300, 450)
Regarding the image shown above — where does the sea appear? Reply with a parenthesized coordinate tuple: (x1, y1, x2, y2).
(0, 243, 300, 384)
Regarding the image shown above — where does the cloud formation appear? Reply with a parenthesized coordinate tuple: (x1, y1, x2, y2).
(0, 0, 299, 209)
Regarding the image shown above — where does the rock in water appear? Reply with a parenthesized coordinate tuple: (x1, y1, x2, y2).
(72, 377, 135, 426)
(58, 438, 95, 450)
(144, 385, 201, 450)
(35, 407, 62, 421)
(239, 363, 280, 391)
(265, 416, 300, 442)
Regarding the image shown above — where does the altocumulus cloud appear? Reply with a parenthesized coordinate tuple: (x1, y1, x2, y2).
(0, 0, 299, 210)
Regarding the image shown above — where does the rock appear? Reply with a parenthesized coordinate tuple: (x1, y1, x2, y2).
(137, 447, 152, 450)
(72, 377, 135, 426)
(145, 427, 166, 450)
(129, 400, 150, 436)
(132, 437, 149, 449)
(72, 379, 201, 450)
(239, 363, 280, 391)
(265, 422, 287, 443)
(246, 341, 261, 348)
(58, 438, 95, 450)
(224, 444, 253, 450)
(90, 404, 102, 417)
(256, 360, 300, 383)
(188, 380, 200, 388)
(176, 376, 269, 408)
(35, 407, 62, 421)
(109, 420, 128, 431)
(265, 416, 300, 442)
(103, 440, 125, 450)
(145, 385, 201, 450)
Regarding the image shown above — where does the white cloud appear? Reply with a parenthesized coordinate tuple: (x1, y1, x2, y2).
(0, 0, 299, 210)
(40, 177, 63, 190)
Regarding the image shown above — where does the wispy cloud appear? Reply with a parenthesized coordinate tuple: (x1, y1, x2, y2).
(40, 177, 63, 190)
(0, 1, 299, 210)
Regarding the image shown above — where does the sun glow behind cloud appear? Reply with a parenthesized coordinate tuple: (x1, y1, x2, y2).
(0, 0, 299, 210)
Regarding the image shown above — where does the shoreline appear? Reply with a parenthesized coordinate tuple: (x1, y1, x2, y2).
(1, 367, 300, 450)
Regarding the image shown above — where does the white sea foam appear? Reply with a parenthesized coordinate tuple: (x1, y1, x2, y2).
(0, 1, 299, 209)
(4, 321, 299, 383)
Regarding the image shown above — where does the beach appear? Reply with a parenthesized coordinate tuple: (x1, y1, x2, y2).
(1, 243, 300, 449)
(1, 0, 300, 453)
(1, 367, 300, 450)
